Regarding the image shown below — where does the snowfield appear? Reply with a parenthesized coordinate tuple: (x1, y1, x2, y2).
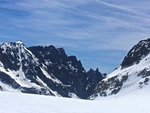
(0, 91, 149, 113)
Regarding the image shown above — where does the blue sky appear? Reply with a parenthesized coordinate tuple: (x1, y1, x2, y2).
(0, 0, 150, 73)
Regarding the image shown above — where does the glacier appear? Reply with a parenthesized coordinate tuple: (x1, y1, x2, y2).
(0, 91, 149, 113)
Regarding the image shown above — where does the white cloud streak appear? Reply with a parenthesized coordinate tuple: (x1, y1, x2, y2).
(96, 0, 150, 18)
(1, 0, 150, 72)
(1, 0, 150, 51)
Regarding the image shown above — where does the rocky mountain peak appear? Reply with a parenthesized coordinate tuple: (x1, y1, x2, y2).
(121, 38, 150, 68)
(0, 41, 104, 99)
(1, 41, 24, 51)
(0, 41, 35, 71)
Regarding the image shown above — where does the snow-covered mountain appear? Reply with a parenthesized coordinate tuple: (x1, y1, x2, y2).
(90, 38, 150, 99)
(0, 41, 104, 99)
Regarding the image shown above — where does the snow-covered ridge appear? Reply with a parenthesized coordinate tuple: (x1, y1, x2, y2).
(90, 38, 150, 99)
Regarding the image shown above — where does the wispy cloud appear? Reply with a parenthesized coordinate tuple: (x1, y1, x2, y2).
(1, 0, 150, 72)
(1, 0, 150, 49)
(95, 0, 150, 30)
(96, 0, 150, 18)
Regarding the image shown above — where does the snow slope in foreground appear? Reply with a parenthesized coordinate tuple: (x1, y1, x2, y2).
(0, 91, 149, 113)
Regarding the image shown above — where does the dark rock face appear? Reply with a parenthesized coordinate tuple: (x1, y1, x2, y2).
(0, 41, 104, 99)
(28, 46, 104, 99)
(121, 38, 150, 68)
(138, 68, 150, 88)
(90, 73, 128, 98)
(86, 68, 105, 94)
